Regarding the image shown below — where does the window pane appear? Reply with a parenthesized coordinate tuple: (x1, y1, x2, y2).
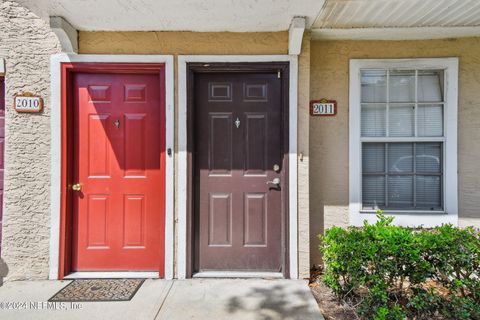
(388, 143, 413, 173)
(363, 175, 385, 209)
(416, 143, 442, 173)
(361, 104, 386, 137)
(389, 70, 415, 103)
(416, 175, 442, 210)
(418, 70, 443, 102)
(418, 104, 443, 137)
(361, 70, 387, 103)
(389, 104, 414, 137)
(388, 176, 414, 208)
(359, 67, 447, 212)
(362, 143, 385, 173)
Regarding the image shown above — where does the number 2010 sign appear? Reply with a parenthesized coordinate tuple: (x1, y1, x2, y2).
(14, 93, 44, 113)
(310, 99, 337, 116)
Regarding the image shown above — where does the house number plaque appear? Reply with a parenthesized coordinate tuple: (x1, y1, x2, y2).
(310, 99, 337, 116)
(14, 92, 44, 113)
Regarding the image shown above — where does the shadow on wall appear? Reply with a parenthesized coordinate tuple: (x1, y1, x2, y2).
(226, 284, 319, 320)
(0, 258, 8, 286)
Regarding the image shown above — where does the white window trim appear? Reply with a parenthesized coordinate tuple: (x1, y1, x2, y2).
(349, 58, 458, 227)
(49, 54, 175, 280)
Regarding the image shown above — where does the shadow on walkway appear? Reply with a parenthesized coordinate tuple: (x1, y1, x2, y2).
(226, 283, 320, 320)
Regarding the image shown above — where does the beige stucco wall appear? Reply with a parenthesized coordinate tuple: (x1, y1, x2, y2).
(79, 32, 288, 55)
(80, 31, 311, 278)
(310, 38, 480, 265)
(0, 1, 61, 280)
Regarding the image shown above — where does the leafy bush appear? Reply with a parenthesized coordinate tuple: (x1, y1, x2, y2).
(319, 212, 480, 320)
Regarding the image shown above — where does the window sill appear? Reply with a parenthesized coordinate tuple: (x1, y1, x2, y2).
(360, 210, 446, 215)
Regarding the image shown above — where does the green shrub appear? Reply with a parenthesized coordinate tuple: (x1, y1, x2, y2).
(319, 212, 480, 320)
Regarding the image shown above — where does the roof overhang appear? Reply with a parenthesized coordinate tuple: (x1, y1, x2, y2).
(16, 0, 480, 41)
(49, 0, 326, 32)
(312, 26, 480, 41)
(311, 0, 480, 40)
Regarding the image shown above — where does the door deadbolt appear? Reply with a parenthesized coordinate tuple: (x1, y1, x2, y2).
(72, 183, 82, 191)
(273, 164, 280, 172)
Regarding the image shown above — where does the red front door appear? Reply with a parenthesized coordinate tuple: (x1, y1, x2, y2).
(72, 72, 165, 272)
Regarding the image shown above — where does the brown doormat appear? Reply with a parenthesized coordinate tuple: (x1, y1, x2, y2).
(49, 279, 145, 302)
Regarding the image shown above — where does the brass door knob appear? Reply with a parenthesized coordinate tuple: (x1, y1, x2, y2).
(72, 183, 82, 191)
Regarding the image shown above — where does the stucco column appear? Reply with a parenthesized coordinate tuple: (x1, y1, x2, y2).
(297, 33, 311, 278)
(0, 1, 61, 280)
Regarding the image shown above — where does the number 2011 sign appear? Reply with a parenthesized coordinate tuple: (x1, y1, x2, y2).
(14, 93, 44, 113)
(310, 99, 337, 116)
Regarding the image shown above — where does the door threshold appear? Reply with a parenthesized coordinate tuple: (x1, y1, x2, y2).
(64, 272, 159, 279)
(192, 271, 284, 279)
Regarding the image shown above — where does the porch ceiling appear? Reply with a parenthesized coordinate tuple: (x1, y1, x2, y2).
(310, 0, 480, 40)
(48, 0, 480, 39)
(49, 0, 326, 32)
(313, 0, 480, 29)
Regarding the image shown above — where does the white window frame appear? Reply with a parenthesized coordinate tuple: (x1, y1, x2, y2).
(349, 58, 458, 227)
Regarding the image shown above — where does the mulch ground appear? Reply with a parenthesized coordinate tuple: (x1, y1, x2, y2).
(307, 270, 451, 320)
(308, 268, 358, 320)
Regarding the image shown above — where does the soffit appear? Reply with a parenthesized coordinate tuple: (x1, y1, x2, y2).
(312, 0, 480, 29)
(50, 0, 326, 32)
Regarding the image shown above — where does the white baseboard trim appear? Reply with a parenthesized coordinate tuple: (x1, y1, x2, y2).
(64, 272, 159, 279)
(192, 271, 284, 279)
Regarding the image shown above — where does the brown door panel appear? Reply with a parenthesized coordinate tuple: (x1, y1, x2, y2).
(194, 72, 284, 272)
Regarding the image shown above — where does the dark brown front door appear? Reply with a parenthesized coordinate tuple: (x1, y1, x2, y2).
(194, 71, 285, 272)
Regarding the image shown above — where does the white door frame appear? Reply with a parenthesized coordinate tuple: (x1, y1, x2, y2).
(49, 54, 175, 279)
(177, 55, 299, 279)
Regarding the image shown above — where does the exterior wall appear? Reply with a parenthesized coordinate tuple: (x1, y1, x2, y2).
(3, 15, 480, 279)
(79, 32, 288, 55)
(310, 37, 480, 265)
(79, 31, 312, 278)
(0, 1, 61, 280)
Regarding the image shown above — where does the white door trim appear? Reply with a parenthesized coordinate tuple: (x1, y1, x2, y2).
(49, 54, 175, 280)
(0, 57, 5, 75)
(192, 271, 284, 279)
(177, 55, 298, 279)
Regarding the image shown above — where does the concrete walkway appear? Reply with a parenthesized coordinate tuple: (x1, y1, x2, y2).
(0, 279, 324, 320)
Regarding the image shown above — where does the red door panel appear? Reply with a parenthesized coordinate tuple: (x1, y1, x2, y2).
(72, 73, 165, 272)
